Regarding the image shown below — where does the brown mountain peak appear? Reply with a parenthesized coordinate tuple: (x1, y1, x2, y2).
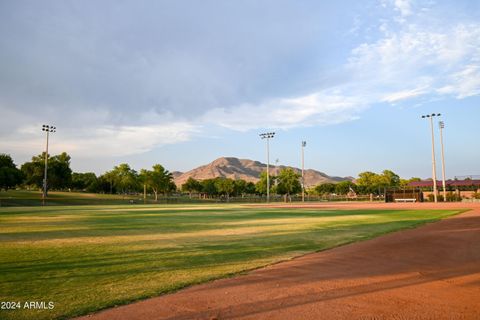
(174, 157, 350, 188)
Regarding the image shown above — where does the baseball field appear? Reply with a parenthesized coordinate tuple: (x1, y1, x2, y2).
(0, 203, 463, 320)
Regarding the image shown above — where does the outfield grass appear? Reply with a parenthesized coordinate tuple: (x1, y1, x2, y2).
(0, 204, 461, 320)
(0, 190, 157, 207)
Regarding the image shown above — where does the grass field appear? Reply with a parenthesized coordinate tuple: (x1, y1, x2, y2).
(0, 190, 178, 207)
(0, 204, 462, 320)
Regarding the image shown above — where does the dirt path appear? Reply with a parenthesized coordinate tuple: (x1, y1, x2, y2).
(77, 203, 480, 320)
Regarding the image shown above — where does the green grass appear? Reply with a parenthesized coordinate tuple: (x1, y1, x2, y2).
(0, 190, 202, 206)
(0, 204, 462, 320)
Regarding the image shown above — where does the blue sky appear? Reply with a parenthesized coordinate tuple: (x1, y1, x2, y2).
(0, 0, 479, 179)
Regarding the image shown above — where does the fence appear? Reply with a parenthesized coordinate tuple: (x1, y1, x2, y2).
(0, 193, 385, 207)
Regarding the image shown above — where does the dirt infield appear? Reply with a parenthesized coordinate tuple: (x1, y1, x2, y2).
(77, 203, 480, 320)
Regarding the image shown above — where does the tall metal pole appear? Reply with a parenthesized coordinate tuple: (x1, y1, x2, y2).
(439, 121, 447, 201)
(301, 141, 306, 202)
(266, 137, 270, 202)
(429, 116, 438, 203)
(41, 125, 56, 201)
(43, 130, 49, 199)
(422, 114, 439, 203)
(260, 132, 275, 203)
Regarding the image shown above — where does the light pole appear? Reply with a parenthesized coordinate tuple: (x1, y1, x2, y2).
(421, 114, 440, 203)
(439, 120, 447, 202)
(259, 132, 275, 202)
(41, 124, 56, 201)
(301, 141, 306, 202)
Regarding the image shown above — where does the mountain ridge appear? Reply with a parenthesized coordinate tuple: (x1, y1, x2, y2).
(173, 157, 351, 187)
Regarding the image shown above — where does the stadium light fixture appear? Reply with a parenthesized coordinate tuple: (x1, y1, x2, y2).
(439, 120, 447, 202)
(421, 114, 440, 203)
(41, 125, 56, 202)
(259, 132, 275, 202)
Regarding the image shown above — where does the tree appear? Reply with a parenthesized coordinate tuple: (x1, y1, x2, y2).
(356, 170, 401, 194)
(0, 154, 23, 190)
(379, 170, 400, 188)
(182, 177, 202, 197)
(233, 179, 256, 196)
(71, 172, 98, 191)
(140, 164, 175, 201)
(244, 181, 256, 195)
(335, 181, 357, 195)
(314, 183, 336, 195)
(356, 171, 378, 194)
(111, 163, 139, 195)
(92, 174, 115, 194)
(21, 152, 72, 191)
(276, 168, 301, 201)
(215, 177, 235, 200)
(255, 171, 276, 195)
(201, 179, 218, 197)
(49, 152, 73, 189)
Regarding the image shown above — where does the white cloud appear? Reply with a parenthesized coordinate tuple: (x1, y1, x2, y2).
(204, 20, 480, 131)
(203, 91, 366, 131)
(394, 0, 413, 17)
(437, 64, 480, 98)
(382, 86, 428, 103)
(347, 22, 480, 102)
(0, 116, 200, 158)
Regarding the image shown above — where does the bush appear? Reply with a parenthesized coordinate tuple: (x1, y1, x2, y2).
(446, 192, 462, 202)
(427, 194, 435, 202)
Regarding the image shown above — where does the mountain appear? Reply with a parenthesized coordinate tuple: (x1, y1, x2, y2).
(173, 157, 351, 188)
(171, 171, 184, 179)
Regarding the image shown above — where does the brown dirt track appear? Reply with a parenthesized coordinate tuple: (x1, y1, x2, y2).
(77, 202, 480, 320)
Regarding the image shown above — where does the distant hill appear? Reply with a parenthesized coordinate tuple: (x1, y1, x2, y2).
(171, 171, 184, 179)
(173, 157, 351, 187)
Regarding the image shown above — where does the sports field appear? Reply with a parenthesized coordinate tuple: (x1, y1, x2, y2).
(0, 204, 461, 320)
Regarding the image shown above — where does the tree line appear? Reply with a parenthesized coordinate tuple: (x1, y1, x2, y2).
(1, 152, 419, 198)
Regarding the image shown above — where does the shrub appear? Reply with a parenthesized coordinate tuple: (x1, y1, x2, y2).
(446, 192, 462, 202)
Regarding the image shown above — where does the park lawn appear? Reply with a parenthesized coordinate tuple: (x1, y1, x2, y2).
(0, 204, 462, 320)
(0, 190, 155, 207)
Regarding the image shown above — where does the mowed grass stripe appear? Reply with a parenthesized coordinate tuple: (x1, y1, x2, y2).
(0, 205, 461, 320)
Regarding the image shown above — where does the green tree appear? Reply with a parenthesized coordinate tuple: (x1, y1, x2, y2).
(356, 170, 402, 194)
(215, 177, 235, 200)
(21, 152, 72, 191)
(233, 179, 256, 196)
(335, 180, 357, 195)
(276, 168, 301, 201)
(356, 171, 379, 194)
(181, 177, 203, 197)
(71, 172, 98, 191)
(111, 163, 139, 195)
(379, 170, 400, 188)
(244, 181, 256, 195)
(0, 154, 23, 190)
(201, 179, 218, 197)
(101, 170, 117, 194)
(255, 171, 276, 195)
(314, 183, 336, 195)
(94, 174, 115, 193)
(140, 164, 175, 201)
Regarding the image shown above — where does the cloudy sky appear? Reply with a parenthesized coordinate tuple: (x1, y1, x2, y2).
(1, 0, 479, 178)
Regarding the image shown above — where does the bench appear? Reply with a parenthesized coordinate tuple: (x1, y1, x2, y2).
(394, 198, 416, 203)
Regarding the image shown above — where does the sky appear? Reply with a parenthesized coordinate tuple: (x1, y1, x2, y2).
(0, 0, 479, 179)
